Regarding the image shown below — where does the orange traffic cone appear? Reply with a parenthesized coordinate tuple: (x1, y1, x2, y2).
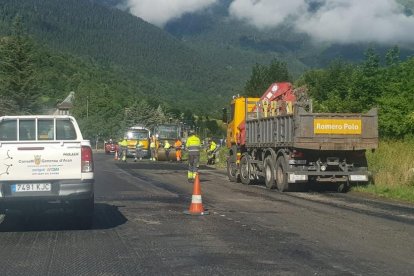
(184, 173, 209, 215)
(114, 150, 119, 160)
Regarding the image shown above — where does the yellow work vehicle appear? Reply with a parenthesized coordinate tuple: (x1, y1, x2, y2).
(124, 125, 150, 159)
(152, 124, 181, 161)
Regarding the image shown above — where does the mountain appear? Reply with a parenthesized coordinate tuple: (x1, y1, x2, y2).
(0, 0, 240, 114)
(2, 0, 414, 116)
(95, 0, 414, 76)
(163, 0, 414, 68)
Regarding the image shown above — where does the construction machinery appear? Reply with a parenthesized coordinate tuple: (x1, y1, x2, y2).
(124, 125, 150, 159)
(225, 82, 378, 192)
(153, 124, 181, 161)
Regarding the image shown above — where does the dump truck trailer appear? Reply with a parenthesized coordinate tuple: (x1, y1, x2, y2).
(226, 83, 378, 192)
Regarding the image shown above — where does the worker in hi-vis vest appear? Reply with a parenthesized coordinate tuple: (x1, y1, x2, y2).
(150, 135, 157, 161)
(119, 137, 128, 162)
(174, 138, 182, 161)
(164, 140, 171, 160)
(185, 130, 201, 182)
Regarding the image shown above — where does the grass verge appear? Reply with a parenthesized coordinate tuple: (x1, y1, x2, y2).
(354, 140, 414, 203)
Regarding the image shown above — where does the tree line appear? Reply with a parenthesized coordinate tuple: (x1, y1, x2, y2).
(0, 17, 221, 140)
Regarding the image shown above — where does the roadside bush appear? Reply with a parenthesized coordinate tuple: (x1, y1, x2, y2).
(354, 140, 414, 202)
(366, 140, 414, 187)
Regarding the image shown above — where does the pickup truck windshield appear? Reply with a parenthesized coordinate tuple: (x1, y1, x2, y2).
(0, 118, 77, 141)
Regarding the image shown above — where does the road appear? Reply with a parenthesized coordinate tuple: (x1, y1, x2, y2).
(0, 152, 413, 275)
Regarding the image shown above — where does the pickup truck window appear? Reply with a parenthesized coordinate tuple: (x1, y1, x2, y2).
(0, 120, 17, 141)
(0, 118, 77, 141)
(56, 119, 77, 140)
(38, 119, 54, 140)
(19, 119, 36, 140)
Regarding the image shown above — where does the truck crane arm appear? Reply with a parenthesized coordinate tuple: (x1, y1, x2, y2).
(236, 82, 298, 146)
(259, 82, 296, 103)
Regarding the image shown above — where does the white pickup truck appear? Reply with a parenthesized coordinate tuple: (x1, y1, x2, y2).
(0, 115, 94, 227)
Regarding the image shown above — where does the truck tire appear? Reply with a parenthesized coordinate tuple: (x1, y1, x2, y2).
(276, 156, 290, 192)
(227, 159, 240, 182)
(264, 156, 276, 189)
(240, 154, 251, 185)
(227, 146, 240, 183)
(337, 182, 350, 193)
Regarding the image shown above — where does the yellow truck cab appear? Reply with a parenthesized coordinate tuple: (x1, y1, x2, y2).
(125, 126, 150, 158)
(226, 96, 260, 149)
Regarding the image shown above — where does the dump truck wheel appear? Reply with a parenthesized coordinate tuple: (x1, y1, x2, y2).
(240, 154, 251, 185)
(227, 159, 239, 182)
(264, 156, 276, 189)
(337, 182, 350, 193)
(276, 156, 289, 192)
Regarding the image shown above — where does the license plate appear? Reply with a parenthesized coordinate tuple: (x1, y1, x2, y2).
(349, 175, 368, 181)
(12, 183, 52, 192)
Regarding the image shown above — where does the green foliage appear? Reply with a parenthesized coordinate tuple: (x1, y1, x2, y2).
(0, 16, 41, 114)
(1, 3, 413, 142)
(0, 0, 239, 113)
(244, 59, 291, 97)
(354, 140, 414, 202)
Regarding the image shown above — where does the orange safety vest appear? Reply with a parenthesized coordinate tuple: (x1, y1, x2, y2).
(174, 140, 182, 149)
(174, 140, 182, 160)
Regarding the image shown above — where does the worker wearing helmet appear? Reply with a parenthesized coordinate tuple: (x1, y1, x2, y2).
(186, 130, 201, 182)
(119, 136, 128, 162)
(164, 140, 171, 161)
(150, 135, 157, 161)
(207, 138, 217, 165)
(135, 140, 144, 161)
(174, 138, 182, 162)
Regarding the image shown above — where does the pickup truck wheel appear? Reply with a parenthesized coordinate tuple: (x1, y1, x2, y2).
(264, 156, 276, 189)
(240, 154, 251, 185)
(276, 156, 290, 192)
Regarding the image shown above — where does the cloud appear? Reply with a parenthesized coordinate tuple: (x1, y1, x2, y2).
(296, 0, 414, 44)
(229, 0, 414, 44)
(125, 0, 218, 27)
(229, 0, 306, 28)
(124, 0, 414, 44)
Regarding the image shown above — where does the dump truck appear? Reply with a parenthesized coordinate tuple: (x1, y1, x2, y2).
(124, 125, 150, 159)
(225, 82, 378, 192)
(152, 124, 181, 161)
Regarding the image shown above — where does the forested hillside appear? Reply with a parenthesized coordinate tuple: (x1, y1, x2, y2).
(1, 0, 414, 141)
(0, 16, 224, 140)
(0, 0, 238, 113)
(93, 0, 414, 81)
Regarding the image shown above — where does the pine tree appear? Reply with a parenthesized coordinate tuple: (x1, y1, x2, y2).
(0, 16, 41, 114)
(244, 59, 291, 97)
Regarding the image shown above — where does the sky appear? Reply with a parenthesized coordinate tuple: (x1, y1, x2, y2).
(125, 0, 414, 44)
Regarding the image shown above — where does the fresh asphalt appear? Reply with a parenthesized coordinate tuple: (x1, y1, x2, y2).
(0, 152, 413, 275)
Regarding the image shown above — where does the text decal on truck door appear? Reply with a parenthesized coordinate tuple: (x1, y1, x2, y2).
(314, 119, 362, 135)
